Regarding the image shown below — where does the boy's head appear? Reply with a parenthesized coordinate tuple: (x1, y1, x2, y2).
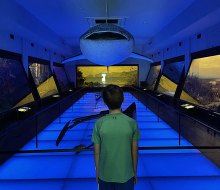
(102, 85, 124, 110)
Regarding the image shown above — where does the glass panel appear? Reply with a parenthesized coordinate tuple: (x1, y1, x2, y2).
(77, 66, 138, 87)
(157, 61, 184, 96)
(180, 55, 220, 113)
(29, 63, 58, 98)
(0, 57, 34, 113)
(163, 61, 184, 84)
(145, 65, 161, 90)
(54, 66, 71, 92)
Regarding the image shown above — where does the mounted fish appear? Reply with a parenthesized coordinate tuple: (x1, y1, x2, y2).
(62, 0, 153, 66)
(79, 23, 134, 66)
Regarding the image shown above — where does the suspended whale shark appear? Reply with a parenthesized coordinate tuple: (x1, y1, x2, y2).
(62, 23, 153, 65)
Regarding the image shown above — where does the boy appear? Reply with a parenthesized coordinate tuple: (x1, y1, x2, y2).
(92, 85, 140, 190)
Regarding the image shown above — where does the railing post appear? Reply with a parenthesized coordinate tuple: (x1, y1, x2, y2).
(178, 112, 181, 145)
(157, 102, 160, 122)
(35, 116, 38, 149)
(59, 103, 61, 124)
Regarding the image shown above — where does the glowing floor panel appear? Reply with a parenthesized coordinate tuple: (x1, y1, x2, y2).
(0, 92, 220, 190)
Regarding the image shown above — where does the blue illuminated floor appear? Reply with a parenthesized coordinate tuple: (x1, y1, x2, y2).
(0, 93, 220, 190)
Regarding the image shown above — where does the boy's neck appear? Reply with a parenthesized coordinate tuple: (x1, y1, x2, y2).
(109, 108, 122, 114)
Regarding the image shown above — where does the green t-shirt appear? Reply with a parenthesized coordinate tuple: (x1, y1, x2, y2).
(92, 112, 140, 183)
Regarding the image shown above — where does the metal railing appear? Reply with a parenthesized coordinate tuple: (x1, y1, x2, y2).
(0, 88, 85, 150)
(130, 87, 220, 147)
(0, 87, 220, 158)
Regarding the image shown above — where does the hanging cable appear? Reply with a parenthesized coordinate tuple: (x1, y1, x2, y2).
(105, 0, 108, 23)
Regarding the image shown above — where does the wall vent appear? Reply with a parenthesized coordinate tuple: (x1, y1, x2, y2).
(95, 19, 118, 24)
(197, 33, 202, 39)
(86, 17, 127, 27)
(10, 34, 14, 40)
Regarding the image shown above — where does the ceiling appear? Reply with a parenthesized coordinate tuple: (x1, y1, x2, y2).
(13, 0, 220, 55)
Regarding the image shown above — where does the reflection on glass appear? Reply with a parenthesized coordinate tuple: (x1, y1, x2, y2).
(163, 61, 184, 84)
(145, 65, 161, 90)
(77, 66, 138, 87)
(157, 61, 184, 96)
(180, 55, 220, 113)
(29, 63, 58, 98)
(0, 57, 34, 113)
(54, 66, 71, 92)
(157, 75, 177, 96)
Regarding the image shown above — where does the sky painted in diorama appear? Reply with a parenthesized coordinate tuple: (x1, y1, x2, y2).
(188, 55, 220, 79)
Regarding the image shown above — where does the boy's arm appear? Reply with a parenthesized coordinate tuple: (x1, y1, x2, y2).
(132, 141, 138, 184)
(94, 143, 100, 183)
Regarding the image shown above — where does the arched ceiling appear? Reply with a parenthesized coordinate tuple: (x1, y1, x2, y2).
(11, 0, 220, 55)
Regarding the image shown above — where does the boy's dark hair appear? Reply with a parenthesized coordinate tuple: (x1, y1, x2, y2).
(102, 85, 124, 109)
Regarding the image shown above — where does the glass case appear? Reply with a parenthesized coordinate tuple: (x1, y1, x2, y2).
(54, 65, 71, 93)
(29, 61, 58, 98)
(180, 55, 220, 113)
(76, 65, 138, 87)
(157, 60, 184, 96)
(0, 53, 34, 113)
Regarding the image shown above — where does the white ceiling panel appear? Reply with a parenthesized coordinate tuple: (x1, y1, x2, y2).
(14, 0, 220, 54)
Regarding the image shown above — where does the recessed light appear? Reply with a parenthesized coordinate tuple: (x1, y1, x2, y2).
(52, 94, 60, 98)
(18, 107, 31, 112)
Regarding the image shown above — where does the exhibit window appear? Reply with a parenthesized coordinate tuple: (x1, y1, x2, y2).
(180, 54, 220, 114)
(53, 64, 71, 93)
(76, 65, 138, 87)
(156, 59, 185, 97)
(0, 50, 34, 114)
(145, 63, 161, 90)
(29, 58, 58, 98)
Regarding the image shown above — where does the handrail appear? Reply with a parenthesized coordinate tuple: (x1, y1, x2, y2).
(0, 145, 220, 155)
(0, 88, 85, 140)
(33, 87, 85, 116)
(0, 87, 85, 117)
(1, 88, 84, 123)
(131, 87, 220, 134)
